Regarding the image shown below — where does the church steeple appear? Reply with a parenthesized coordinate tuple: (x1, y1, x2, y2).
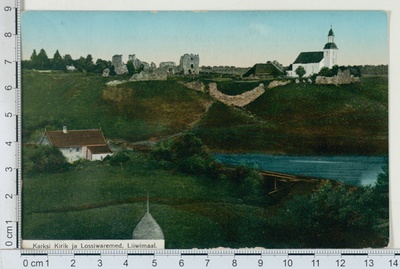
(323, 26, 338, 69)
(328, 27, 334, 43)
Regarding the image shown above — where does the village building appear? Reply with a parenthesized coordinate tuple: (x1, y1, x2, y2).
(38, 127, 113, 162)
(242, 61, 284, 80)
(287, 27, 338, 77)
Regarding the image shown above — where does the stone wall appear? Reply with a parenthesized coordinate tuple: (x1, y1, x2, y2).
(184, 81, 206, 92)
(268, 80, 291, 89)
(316, 69, 360, 85)
(129, 68, 168, 81)
(209, 82, 265, 107)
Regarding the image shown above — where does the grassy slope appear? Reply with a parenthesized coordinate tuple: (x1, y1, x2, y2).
(22, 71, 212, 142)
(23, 152, 270, 248)
(22, 73, 388, 247)
(23, 151, 386, 248)
(23, 71, 387, 155)
(194, 76, 388, 155)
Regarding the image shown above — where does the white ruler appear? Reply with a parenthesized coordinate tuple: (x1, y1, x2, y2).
(0, 249, 400, 269)
(0, 0, 21, 251)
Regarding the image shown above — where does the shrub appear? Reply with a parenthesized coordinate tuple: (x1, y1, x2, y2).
(108, 151, 130, 168)
(23, 145, 70, 174)
(270, 181, 380, 247)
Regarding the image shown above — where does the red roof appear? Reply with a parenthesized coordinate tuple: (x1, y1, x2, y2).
(45, 129, 108, 148)
(87, 145, 113, 154)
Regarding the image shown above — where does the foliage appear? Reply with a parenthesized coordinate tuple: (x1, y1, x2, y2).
(23, 145, 70, 174)
(34, 49, 51, 70)
(52, 50, 65, 71)
(318, 66, 333, 77)
(295, 65, 306, 78)
(126, 60, 135, 76)
(373, 163, 389, 217)
(270, 181, 383, 247)
(151, 133, 215, 176)
(107, 150, 130, 168)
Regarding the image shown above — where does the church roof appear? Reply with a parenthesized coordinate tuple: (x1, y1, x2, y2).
(323, 43, 338, 49)
(293, 52, 324, 64)
(132, 212, 164, 240)
(328, 28, 334, 36)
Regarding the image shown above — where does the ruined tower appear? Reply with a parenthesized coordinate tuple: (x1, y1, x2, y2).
(179, 54, 200, 75)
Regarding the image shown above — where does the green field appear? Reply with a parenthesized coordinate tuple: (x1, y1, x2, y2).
(22, 150, 388, 248)
(23, 152, 272, 248)
(23, 70, 387, 155)
(22, 71, 388, 248)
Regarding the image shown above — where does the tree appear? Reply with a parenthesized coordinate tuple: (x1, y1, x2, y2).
(95, 58, 111, 73)
(295, 66, 306, 78)
(151, 133, 218, 176)
(318, 67, 332, 77)
(29, 49, 38, 69)
(63, 54, 74, 66)
(272, 181, 380, 247)
(74, 56, 86, 72)
(126, 60, 135, 75)
(85, 54, 95, 72)
(23, 145, 69, 174)
(108, 151, 130, 169)
(52, 50, 65, 70)
(36, 49, 51, 70)
(332, 65, 339, 76)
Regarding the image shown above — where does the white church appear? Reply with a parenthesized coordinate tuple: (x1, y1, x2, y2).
(287, 27, 338, 77)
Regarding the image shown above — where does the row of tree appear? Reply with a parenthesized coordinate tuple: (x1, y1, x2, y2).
(22, 49, 143, 75)
(294, 64, 388, 78)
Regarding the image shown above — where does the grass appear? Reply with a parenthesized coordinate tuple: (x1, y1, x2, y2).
(194, 76, 388, 155)
(21, 71, 388, 248)
(23, 71, 388, 155)
(22, 150, 388, 248)
(22, 70, 212, 142)
(23, 151, 272, 248)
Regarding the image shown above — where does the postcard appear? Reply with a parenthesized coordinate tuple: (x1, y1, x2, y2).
(21, 10, 389, 249)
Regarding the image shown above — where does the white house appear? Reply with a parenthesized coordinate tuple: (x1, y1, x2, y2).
(287, 27, 338, 77)
(39, 127, 113, 162)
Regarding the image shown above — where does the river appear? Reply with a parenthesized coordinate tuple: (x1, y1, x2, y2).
(213, 154, 387, 186)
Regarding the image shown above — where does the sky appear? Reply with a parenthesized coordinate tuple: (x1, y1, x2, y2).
(21, 11, 389, 67)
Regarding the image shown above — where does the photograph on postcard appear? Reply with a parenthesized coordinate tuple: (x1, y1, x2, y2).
(20, 11, 389, 249)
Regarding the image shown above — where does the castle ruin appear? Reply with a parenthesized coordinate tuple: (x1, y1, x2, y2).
(180, 54, 199, 75)
(112, 55, 128, 75)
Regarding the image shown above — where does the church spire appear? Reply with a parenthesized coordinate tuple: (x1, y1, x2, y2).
(328, 27, 335, 43)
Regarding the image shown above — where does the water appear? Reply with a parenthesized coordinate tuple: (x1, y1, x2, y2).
(213, 154, 387, 186)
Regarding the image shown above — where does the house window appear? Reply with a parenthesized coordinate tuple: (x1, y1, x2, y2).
(76, 147, 81, 153)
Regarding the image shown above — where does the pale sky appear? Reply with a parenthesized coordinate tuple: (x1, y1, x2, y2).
(21, 11, 389, 67)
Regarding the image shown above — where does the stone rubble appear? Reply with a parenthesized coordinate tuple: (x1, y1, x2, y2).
(209, 82, 265, 107)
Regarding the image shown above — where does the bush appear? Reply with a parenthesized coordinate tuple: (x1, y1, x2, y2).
(270, 181, 381, 247)
(23, 145, 69, 174)
(151, 133, 222, 178)
(108, 151, 130, 168)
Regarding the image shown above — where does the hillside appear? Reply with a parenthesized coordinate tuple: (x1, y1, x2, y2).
(22, 70, 213, 143)
(193, 76, 388, 155)
(23, 71, 388, 155)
